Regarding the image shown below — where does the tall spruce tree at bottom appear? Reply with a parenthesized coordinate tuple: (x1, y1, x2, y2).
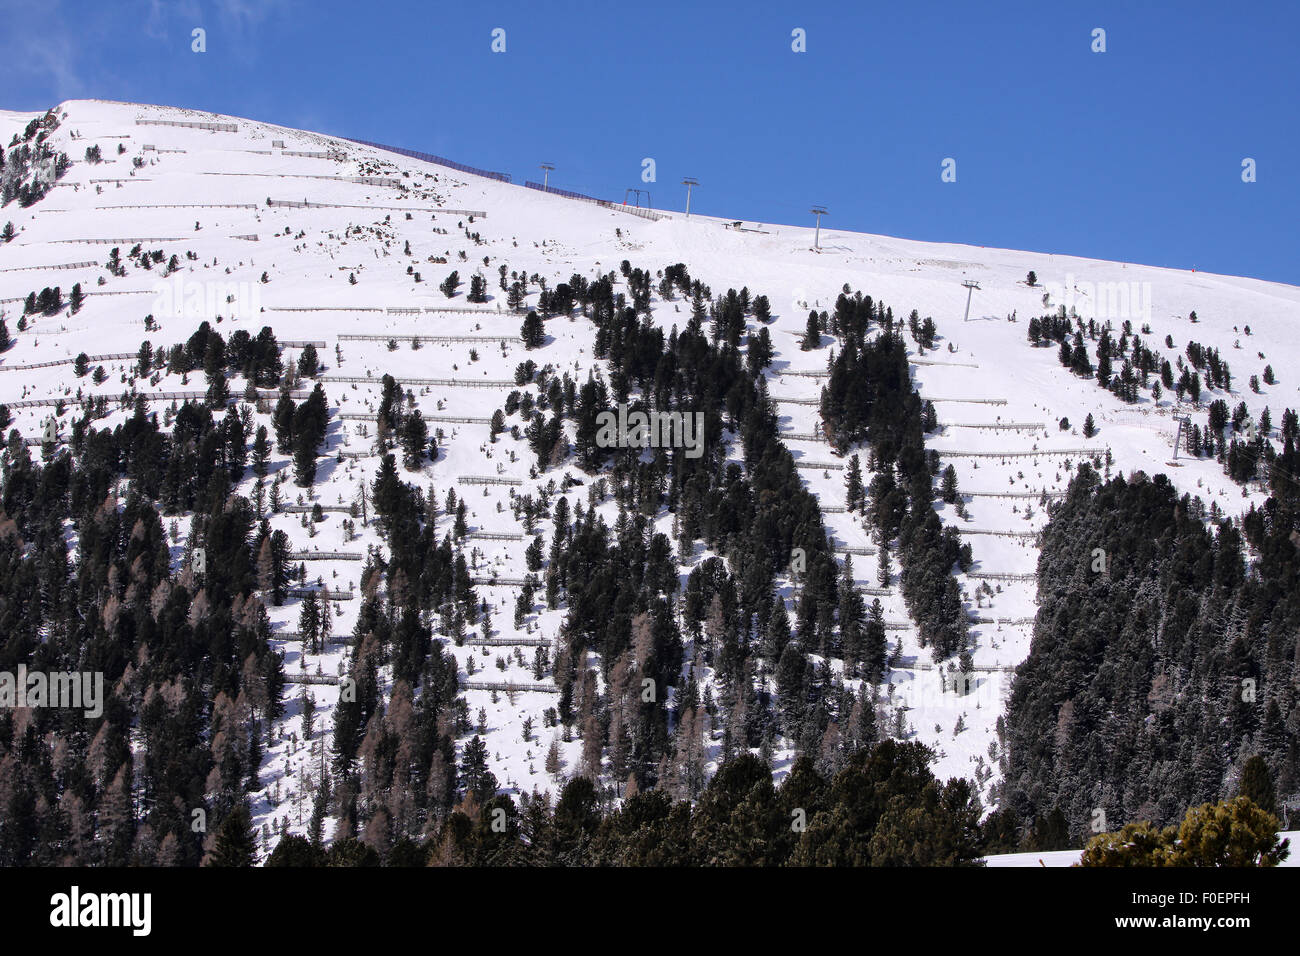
(206, 803, 256, 867)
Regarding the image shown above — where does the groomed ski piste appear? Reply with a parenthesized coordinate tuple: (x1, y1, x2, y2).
(4, 99, 1298, 860)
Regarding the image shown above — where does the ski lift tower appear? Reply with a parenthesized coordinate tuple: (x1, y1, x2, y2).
(961, 280, 981, 322)
(682, 177, 698, 218)
(539, 163, 554, 191)
(810, 205, 828, 251)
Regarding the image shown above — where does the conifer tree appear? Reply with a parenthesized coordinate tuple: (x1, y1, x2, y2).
(801, 312, 820, 350)
(845, 454, 864, 511)
(521, 310, 545, 349)
(1238, 755, 1277, 817)
(207, 803, 256, 867)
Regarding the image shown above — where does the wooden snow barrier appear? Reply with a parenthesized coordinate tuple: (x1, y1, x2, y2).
(967, 571, 1037, 581)
(284, 674, 341, 686)
(781, 432, 825, 442)
(969, 616, 1037, 626)
(48, 236, 185, 244)
(285, 588, 354, 601)
(0, 261, 100, 272)
(423, 414, 493, 425)
(266, 198, 487, 217)
(939, 448, 1108, 458)
(771, 396, 820, 405)
(270, 306, 382, 313)
(955, 528, 1039, 539)
(321, 374, 514, 388)
(838, 545, 877, 556)
(860, 586, 892, 596)
(909, 357, 980, 368)
(279, 504, 353, 513)
(0, 352, 134, 372)
(338, 450, 369, 459)
(266, 305, 498, 316)
(794, 460, 845, 470)
(89, 203, 259, 210)
(335, 333, 522, 345)
(465, 531, 524, 542)
(470, 576, 529, 586)
(464, 637, 549, 647)
(458, 475, 522, 486)
(277, 631, 349, 646)
(919, 396, 1008, 405)
(281, 149, 347, 160)
(286, 551, 364, 561)
(2, 388, 308, 409)
(959, 490, 1067, 499)
(820, 505, 849, 513)
(135, 118, 238, 132)
(906, 661, 1018, 675)
(279, 340, 328, 348)
(941, 422, 1044, 430)
(783, 369, 829, 378)
(461, 680, 559, 694)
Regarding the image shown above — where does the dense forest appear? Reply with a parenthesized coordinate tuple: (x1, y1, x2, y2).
(992, 463, 1300, 847)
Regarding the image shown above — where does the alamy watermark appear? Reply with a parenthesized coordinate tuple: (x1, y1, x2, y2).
(595, 403, 704, 459)
(152, 275, 262, 321)
(0, 664, 103, 718)
(50, 886, 150, 936)
(1042, 273, 1152, 324)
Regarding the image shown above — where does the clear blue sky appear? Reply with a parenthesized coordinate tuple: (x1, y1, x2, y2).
(3, 0, 1296, 284)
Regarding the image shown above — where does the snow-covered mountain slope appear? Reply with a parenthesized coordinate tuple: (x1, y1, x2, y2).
(3, 99, 1297, 840)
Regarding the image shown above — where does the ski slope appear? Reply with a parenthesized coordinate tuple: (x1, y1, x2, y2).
(4, 99, 1298, 844)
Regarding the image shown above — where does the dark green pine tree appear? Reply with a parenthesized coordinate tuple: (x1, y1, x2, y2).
(299, 590, 322, 654)
(521, 310, 545, 349)
(273, 395, 296, 452)
(801, 312, 820, 350)
(940, 464, 959, 504)
(746, 326, 773, 376)
(1238, 755, 1277, 817)
(468, 273, 487, 302)
(297, 343, 319, 377)
(252, 425, 270, 477)
(845, 454, 864, 511)
(459, 735, 498, 803)
(293, 429, 317, 487)
(440, 270, 461, 298)
(400, 409, 429, 470)
(207, 803, 256, 867)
